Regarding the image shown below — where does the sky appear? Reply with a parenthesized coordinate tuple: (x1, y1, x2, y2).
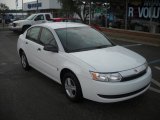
(0, 0, 35, 9)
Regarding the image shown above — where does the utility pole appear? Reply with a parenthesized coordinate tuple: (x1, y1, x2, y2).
(22, 0, 23, 10)
(36, 0, 38, 13)
(106, 2, 108, 28)
(150, 0, 154, 33)
(22, 0, 24, 19)
(89, 0, 91, 25)
(125, 0, 128, 30)
(16, 0, 18, 20)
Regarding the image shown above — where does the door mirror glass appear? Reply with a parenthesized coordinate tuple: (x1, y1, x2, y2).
(43, 44, 58, 53)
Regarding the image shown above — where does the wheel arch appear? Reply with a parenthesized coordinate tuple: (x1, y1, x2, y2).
(60, 68, 77, 84)
(23, 24, 31, 28)
(19, 48, 24, 57)
(60, 68, 84, 100)
(22, 24, 31, 32)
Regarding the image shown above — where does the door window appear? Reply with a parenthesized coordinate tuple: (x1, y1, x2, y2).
(26, 27, 41, 43)
(35, 15, 44, 21)
(40, 28, 57, 47)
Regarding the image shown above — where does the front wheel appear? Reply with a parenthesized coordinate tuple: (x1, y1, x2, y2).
(62, 72, 83, 102)
(20, 52, 30, 71)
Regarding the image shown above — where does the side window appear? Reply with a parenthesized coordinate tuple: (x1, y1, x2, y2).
(26, 27, 41, 42)
(40, 28, 57, 46)
(35, 15, 44, 21)
(45, 14, 51, 21)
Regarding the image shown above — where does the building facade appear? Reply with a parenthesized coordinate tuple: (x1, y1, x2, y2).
(105, 0, 160, 33)
(23, 0, 61, 17)
(23, 0, 160, 34)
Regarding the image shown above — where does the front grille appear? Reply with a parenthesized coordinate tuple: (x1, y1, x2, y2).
(121, 69, 147, 82)
(13, 23, 16, 27)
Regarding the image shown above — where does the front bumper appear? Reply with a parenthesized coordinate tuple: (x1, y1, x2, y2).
(9, 25, 22, 31)
(78, 67, 152, 103)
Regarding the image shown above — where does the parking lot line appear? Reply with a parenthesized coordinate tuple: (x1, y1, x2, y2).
(152, 79, 160, 87)
(154, 66, 160, 71)
(123, 44, 142, 47)
(0, 62, 7, 66)
(149, 87, 160, 94)
(150, 79, 160, 94)
(149, 59, 160, 64)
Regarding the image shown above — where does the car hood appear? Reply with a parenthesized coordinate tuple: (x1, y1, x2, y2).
(70, 46, 146, 72)
(13, 19, 30, 23)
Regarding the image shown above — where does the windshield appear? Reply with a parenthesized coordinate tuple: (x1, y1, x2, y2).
(56, 27, 113, 52)
(26, 14, 36, 20)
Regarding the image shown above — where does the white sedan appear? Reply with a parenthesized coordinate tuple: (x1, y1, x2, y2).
(17, 22, 152, 103)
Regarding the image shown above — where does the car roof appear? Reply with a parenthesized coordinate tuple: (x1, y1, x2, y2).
(35, 22, 88, 29)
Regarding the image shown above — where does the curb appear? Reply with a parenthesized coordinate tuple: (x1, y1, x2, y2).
(109, 36, 160, 47)
(101, 28, 160, 47)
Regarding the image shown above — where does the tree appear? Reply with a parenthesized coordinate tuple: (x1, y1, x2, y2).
(0, 3, 9, 11)
(58, 0, 90, 23)
(58, 0, 110, 23)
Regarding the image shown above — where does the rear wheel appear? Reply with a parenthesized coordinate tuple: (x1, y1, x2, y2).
(20, 52, 30, 71)
(62, 72, 83, 102)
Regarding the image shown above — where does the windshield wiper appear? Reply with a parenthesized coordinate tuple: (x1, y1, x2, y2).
(94, 45, 111, 49)
(67, 45, 112, 53)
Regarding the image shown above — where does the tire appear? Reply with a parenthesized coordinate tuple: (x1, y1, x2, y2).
(20, 52, 30, 71)
(62, 72, 83, 102)
(22, 26, 30, 33)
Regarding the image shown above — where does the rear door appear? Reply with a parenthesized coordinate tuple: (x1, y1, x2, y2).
(24, 26, 42, 69)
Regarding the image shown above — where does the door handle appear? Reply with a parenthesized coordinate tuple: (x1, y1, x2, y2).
(37, 48, 41, 51)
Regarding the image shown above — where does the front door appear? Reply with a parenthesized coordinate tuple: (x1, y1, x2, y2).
(36, 27, 62, 82)
(33, 14, 45, 25)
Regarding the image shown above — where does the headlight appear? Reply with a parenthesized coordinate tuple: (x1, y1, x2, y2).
(16, 23, 21, 26)
(144, 62, 148, 69)
(9, 23, 13, 26)
(90, 72, 122, 82)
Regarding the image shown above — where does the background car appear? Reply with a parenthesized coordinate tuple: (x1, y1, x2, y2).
(9, 13, 53, 33)
(51, 17, 82, 23)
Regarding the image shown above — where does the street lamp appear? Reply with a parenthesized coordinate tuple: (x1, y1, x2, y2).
(103, 2, 107, 27)
(22, 0, 24, 19)
(36, 0, 38, 13)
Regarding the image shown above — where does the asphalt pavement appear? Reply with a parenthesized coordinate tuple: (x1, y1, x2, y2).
(0, 31, 160, 120)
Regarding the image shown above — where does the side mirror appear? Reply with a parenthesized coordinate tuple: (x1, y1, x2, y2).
(43, 44, 58, 53)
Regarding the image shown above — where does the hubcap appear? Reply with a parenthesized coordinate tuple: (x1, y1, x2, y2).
(65, 77, 76, 98)
(21, 55, 27, 68)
